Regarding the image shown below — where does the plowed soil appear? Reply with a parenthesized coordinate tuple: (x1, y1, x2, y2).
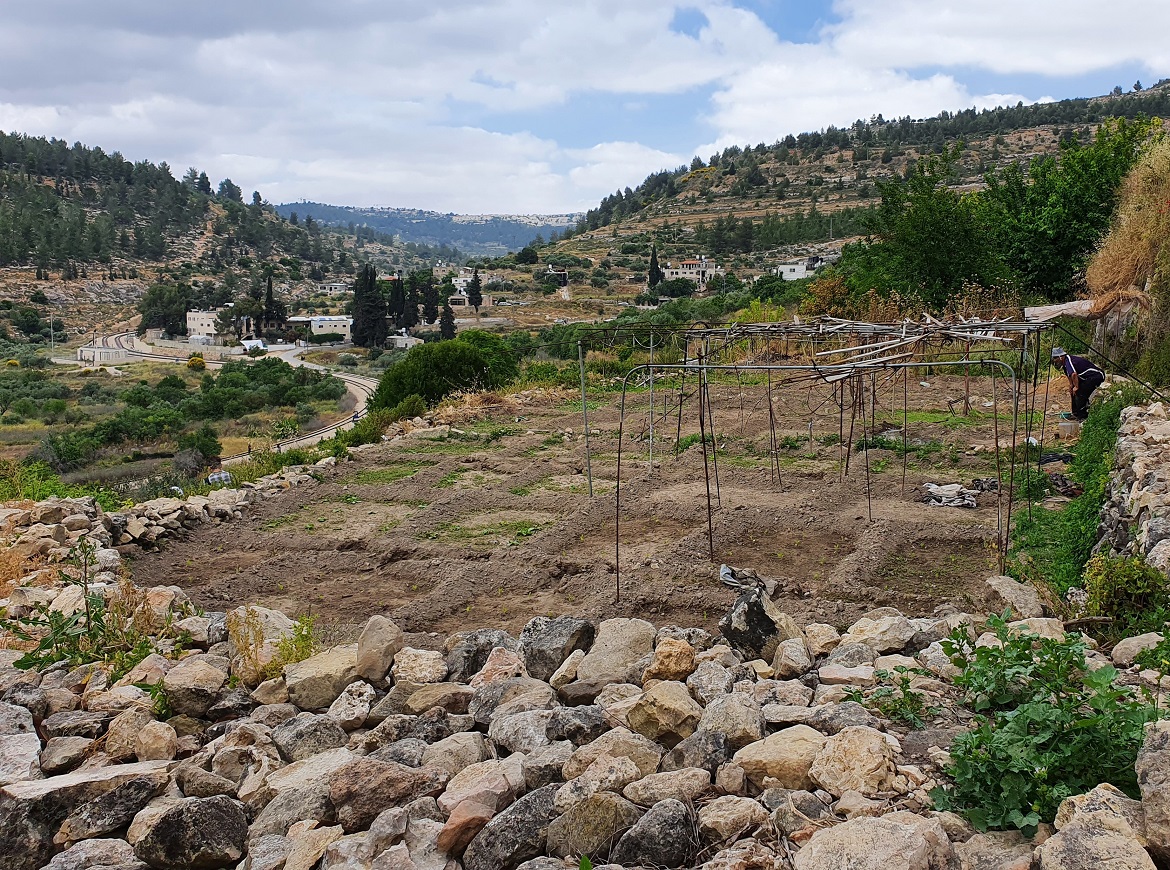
(128, 375, 1060, 636)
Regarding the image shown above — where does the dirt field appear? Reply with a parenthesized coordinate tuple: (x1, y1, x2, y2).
(128, 374, 1063, 637)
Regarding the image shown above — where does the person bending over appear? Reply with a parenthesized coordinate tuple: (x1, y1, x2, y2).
(1051, 347, 1104, 421)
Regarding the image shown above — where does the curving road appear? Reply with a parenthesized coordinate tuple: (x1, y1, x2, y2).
(96, 332, 380, 464)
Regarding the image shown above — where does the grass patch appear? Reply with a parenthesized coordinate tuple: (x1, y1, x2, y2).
(421, 519, 548, 545)
(346, 461, 435, 484)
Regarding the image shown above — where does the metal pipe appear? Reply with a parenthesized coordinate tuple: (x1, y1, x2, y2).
(577, 341, 594, 498)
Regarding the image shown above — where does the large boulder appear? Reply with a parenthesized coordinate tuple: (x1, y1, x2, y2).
(623, 767, 711, 806)
(611, 798, 697, 868)
(575, 618, 656, 685)
(718, 587, 801, 662)
(0, 733, 40, 786)
(793, 811, 955, 870)
(1137, 720, 1170, 862)
(327, 757, 447, 832)
(519, 616, 595, 682)
(54, 774, 163, 845)
(808, 726, 898, 797)
(446, 629, 518, 683)
(162, 659, 227, 717)
(463, 783, 560, 870)
(133, 795, 249, 870)
(985, 575, 1045, 619)
(272, 713, 348, 762)
(697, 795, 768, 843)
(626, 681, 703, 748)
(225, 606, 295, 686)
(0, 760, 170, 870)
(564, 727, 663, 780)
(546, 792, 644, 861)
(732, 725, 826, 789)
(283, 645, 358, 710)
(642, 637, 697, 683)
(839, 616, 917, 654)
(355, 615, 404, 684)
(697, 693, 765, 750)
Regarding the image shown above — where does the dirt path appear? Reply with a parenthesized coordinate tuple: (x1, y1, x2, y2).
(127, 374, 1057, 637)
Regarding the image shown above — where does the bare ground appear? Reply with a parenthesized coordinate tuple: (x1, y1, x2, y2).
(128, 375, 1057, 637)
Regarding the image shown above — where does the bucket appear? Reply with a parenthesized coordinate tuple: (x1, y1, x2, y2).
(1058, 420, 1081, 439)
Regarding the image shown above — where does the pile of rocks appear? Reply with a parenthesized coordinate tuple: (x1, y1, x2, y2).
(1097, 402, 1170, 574)
(1, 569, 1168, 870)
(0, 460, 334, 564)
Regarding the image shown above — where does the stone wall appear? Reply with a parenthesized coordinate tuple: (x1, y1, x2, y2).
(1096, 402, 1170, 573)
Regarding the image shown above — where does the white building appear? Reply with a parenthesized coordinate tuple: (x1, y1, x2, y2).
(308, 316, 352, 339)
(77, 346, 128, 365)
(452, 267, 502, 293)
(447, 291, 494, 310)
(775, 261, 810, 281)
(316, 282, 349, 295)
(186, 309, 222, 339)
(389, 331, 424, 350)
(662, 256, 724, 289)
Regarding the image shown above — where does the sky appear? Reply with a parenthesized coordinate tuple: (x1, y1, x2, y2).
(0, 1, 1167, 215)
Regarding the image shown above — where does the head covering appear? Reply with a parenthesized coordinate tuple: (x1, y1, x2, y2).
(1051, 347, 1066, 359)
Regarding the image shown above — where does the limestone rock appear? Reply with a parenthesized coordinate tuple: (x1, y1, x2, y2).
(697, 693, 765, 750)
(985, 575, 1045, 619)
(686, 660, 735, 706)
(391, 649, 448, 685)
(575, 618, 656, 686)
(611, 798, 697, 869)
(732, 724, 826, 789)
(793, 811, 956, 870)
(0, 733, 41, 786)
(43, 838, 138, 870)
(809, 726, 898, 797)
(273, 713, 348, 762)
(283, 645, 358, 710)
(697, 795, 768, 843)
(1137, 720, 1170, 861)
(546, 791, 644, 861)
(421, 732, 492, 778)
(437, 757, 525, 815)
(162, 659, 226, 718)
(437, 799, 495, 857)
(818, 664, 877, 687)
(355, 615, 405, 685)
(642, 637, 696, 683)
(659, 730, 730, 776)
(1055, 783, 1146, 842)
(549, 649, 584, 690)
(39, 736, 93, 775)
(955, 831, 1035, 870)
(469, 647, 527, 689)
(404, 682, 475, 716)
(564, 727, 664, 780)
(839, 616, 917, 654)
(327, 757, 447, 832)
(626, 680, 703, 748)
(623, 767, 711, 806)
(1113, 633, 1164, 667)
(804, 623, 842, 657)
(55, 775, 163, 845)
(462, 783, 560, 870)
(326, 680, 376, 729)
(1037, 820, 1155, 870)
(554, 752, 640, 812)
(446, 629, 518, 683)
(772, 637, 813, 679)
(133, 795, 249, 870)
(719, 587, 802, 662)
(518, 616, 595, 683)
(135, 721, 178, 762)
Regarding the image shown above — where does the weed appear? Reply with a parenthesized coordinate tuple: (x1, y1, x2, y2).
(845, 666, 934, 728)
(676, 433, 712, 452)
(1083, 553, 1170, 639)
(265, 614, 318, 679)
(436, 471, 463, 488)
(932, 612, 1155, 834)
(135, 679, 172, 718)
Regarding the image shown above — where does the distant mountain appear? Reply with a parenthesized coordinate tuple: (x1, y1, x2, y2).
(274, 202, 581, 256)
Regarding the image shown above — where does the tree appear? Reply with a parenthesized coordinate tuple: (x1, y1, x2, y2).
(458, 330, 518, 386)
(1134, 81, 1144, 92)
(515, 246, 539, 265)
(217, 178, 243, 202)
(422, 275, 440, 324)
(467, 268, 483, 312)
(440, 303, 456, 340)
(386, 278, 405, 328)
(648, 246, 665, 289)
(137, 283, 191, 335)
(263, 275, 287, 327)
(370, 341, 488, 409)
(351, 263, 388, 347)
(402, 279, 421, 329)
(197, 172, 212, 195)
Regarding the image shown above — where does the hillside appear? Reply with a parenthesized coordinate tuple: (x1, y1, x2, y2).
(275, 201, 580, 256)
(540, 84, 1170, 271)
(0, 133, 462, 333)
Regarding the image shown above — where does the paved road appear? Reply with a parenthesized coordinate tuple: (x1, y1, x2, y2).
(93, 332, 380, 464)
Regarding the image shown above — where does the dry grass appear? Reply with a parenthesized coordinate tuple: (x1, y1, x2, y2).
(1087, 139, 1170, 301)
(433, 391, 522, 424)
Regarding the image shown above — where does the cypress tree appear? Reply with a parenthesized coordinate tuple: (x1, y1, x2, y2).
(351, 263, 387, 347)
(440, 303, 456, 340)
(648, 246, 664, 288)
(402, 281, 420, 329)
(422, 274, 440, 325)
(467, 268, 483, 312)
(387, 278, 405, 328)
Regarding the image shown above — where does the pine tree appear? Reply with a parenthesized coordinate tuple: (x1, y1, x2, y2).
(467, 268, 483, 312)
(648, 246, 664, 288)
(440, 303, 456, 340)
(351, 263, 387, 347)
(402, 280, 420, 329)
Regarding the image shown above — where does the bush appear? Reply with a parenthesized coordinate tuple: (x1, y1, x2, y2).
(370, 342, 488, 409)
(456, 330, 518, 387)
(933, 613, 1155, 834)
(338, 353, 358, 367)
(344, 409, 393, 447)
(1084, 553, 1170, 635)
(388, 394, 426, 422)
(187, 355, 206, 371)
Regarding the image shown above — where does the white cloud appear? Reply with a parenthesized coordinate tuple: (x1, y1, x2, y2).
(0, 1, 1159, 213)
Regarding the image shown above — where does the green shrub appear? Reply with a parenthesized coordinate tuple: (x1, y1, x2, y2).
(1084, 553, 1170, 635)
(388, 394, 427, 422)
(370, 342, 488, 409)
(456, 330, 519, 387)
(933, 613, 1155, 834)
(345, 410, 393, 447)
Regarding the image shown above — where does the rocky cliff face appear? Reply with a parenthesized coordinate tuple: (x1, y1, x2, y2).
(1097, 402, 1170, 574)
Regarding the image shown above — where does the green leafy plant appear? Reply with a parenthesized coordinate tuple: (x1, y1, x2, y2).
(1083, 552, 1170, 637)
(263, 614, 318, 680)
(846, 666, 933, 728)
(932, 613, 1156, 834)
(135, 679, 173, 718)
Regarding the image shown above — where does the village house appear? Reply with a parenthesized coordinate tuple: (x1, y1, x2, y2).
(451, 267, 502, 293)
(663, 256, 724, 289)
(447, 290, 494, 311)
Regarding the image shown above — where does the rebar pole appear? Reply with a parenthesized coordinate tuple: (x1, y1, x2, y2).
(860, 374, 873, 523)
(648, 331, 655, 475)
(992, 364, 1006, 573)
(697, 350, 716, 561)
(901, 368, 909, 495)
(577, 341, 594, 498)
